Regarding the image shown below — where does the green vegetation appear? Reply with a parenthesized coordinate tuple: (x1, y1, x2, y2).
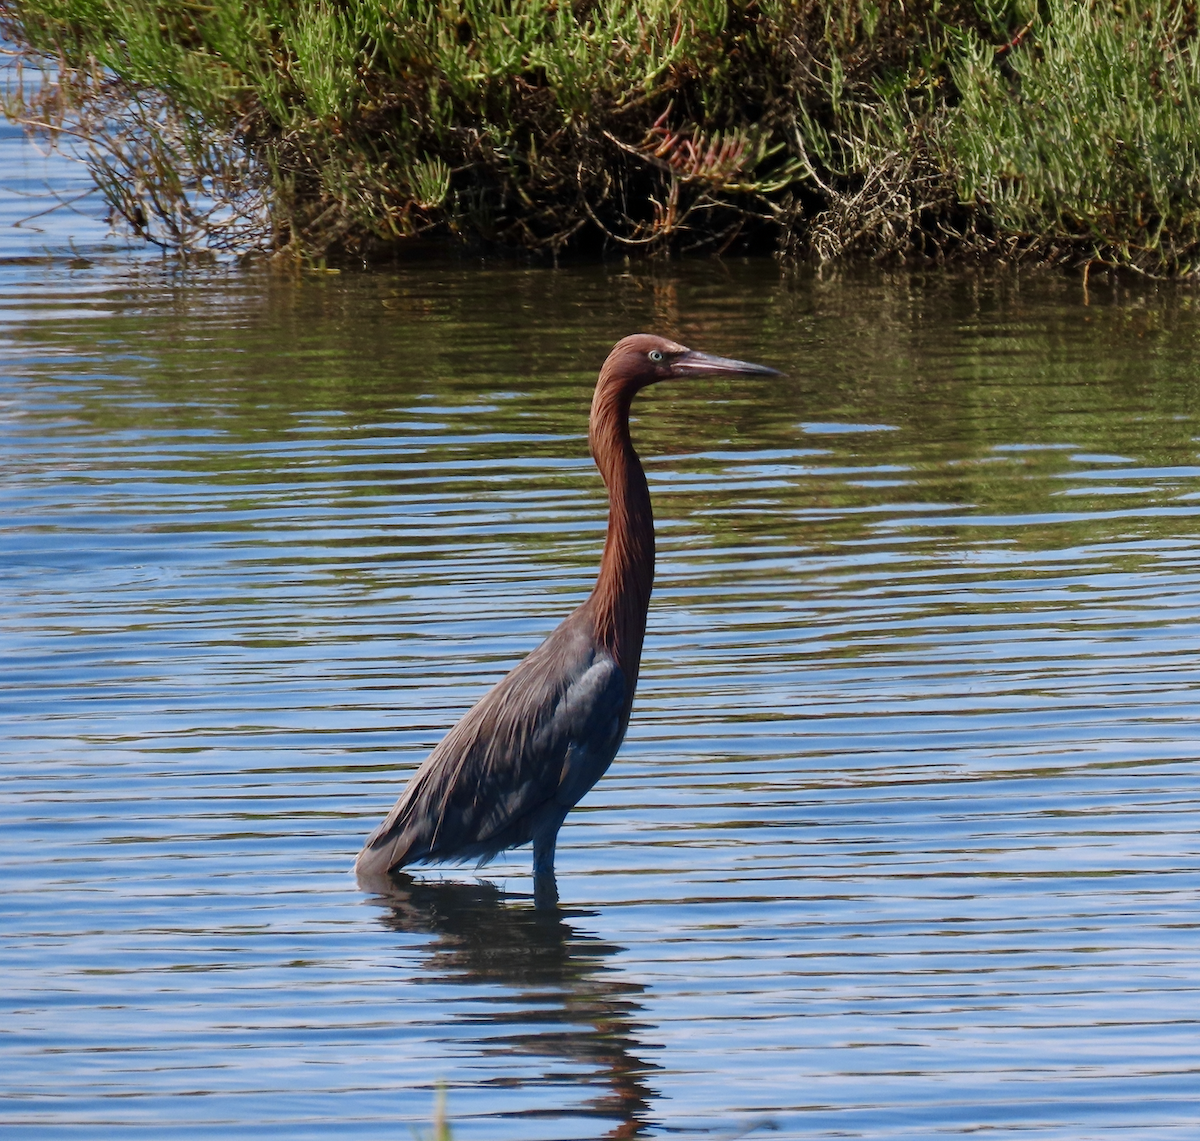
(4, 1, 1200, 274)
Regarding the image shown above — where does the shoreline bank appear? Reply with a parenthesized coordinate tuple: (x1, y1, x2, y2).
(5, 2, 1200, 277)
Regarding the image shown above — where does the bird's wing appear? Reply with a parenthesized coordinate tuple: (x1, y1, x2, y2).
(356, 631, 625, 874)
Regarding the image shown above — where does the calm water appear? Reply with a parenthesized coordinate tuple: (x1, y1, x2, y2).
(2, 117, 1200, 1140)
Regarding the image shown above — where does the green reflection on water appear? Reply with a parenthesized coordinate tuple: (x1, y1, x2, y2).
(10, 261, 1200, 565)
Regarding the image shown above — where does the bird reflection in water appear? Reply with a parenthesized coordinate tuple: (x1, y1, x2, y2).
(362, 871, 659, 1139)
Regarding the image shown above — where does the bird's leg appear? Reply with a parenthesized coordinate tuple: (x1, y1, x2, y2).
(532, 827, 557, 877)
(533, 869, 559, 909)
(532, 828, 559, 909)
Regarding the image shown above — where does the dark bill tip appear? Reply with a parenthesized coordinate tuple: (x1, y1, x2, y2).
(669, 349, 783, 379)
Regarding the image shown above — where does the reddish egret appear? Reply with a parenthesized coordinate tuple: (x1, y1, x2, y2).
(356, 334, 779, 901)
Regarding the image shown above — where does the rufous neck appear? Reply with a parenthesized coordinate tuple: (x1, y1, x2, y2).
(587, 374, 654, 677)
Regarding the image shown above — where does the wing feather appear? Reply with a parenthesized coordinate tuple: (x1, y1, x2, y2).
(356, 621, 626, 876)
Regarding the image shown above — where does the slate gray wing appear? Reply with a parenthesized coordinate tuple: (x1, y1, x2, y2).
(355, 629, 626, 876)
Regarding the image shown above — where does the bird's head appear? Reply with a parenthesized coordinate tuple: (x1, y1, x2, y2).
(602, 333, 781, 392)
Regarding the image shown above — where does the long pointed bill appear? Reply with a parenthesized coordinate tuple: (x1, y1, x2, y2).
(668, 349, 782, 379)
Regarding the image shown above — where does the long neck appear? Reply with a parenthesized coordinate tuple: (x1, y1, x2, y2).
(586, 374, 654, 684)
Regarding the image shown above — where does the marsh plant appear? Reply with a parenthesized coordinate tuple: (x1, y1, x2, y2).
(3, 1, 1200, 274)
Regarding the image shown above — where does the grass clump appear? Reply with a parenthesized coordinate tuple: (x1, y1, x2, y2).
(2, 0, 788, 258)
(948, 0, 1200, 275)
(5, 1, 1200, 275)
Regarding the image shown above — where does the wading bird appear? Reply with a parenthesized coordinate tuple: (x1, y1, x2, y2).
(356, 334, 779, 903)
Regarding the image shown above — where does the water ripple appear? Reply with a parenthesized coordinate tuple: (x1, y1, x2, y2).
(2, 139, 1200, 1137)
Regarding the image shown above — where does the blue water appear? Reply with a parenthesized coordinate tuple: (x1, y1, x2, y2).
(2, 100, 1199, 1140)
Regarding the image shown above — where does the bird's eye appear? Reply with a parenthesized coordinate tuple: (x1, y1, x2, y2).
(648, 350, 664, 362)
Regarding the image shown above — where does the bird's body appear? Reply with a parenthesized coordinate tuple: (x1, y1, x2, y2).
(356, 334, 778, 899)
(357, 616, 626, 878)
